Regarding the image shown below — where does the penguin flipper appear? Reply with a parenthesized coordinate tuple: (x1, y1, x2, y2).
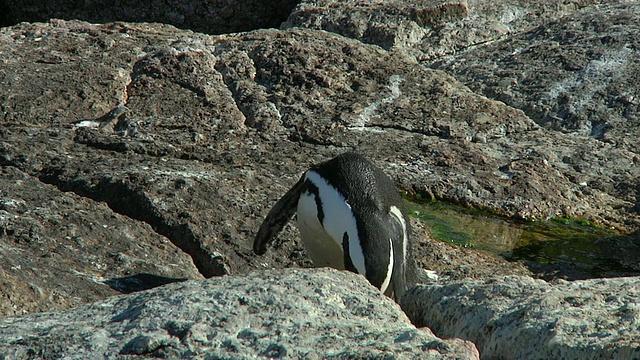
(253, 176, 305, 255)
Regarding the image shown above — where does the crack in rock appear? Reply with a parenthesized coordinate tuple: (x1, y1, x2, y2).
(37, 171, 227, 279)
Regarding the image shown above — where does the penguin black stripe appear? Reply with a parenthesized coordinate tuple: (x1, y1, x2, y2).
(253, 152, 421, 301)
(303, 181, 324, 225)
(341, 232, 357, 273)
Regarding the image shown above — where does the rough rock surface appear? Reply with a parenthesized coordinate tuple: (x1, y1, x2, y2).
(401, 275, 640, 360)
(0, 0, 298, 35)
(1, 1, 640, 317)
(0, 268, 479, 359)
(0, 165, 201, 316)
(434, 2, 640, 140)
(433, 3, 640, 208)
(0, 19, 538, 314)
(0, 0, 639, 358)
(284, 0, 609, 60)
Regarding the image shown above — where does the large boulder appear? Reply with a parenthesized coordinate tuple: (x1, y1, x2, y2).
(401, 275, 640, 359)
(0, 268, 479, 359)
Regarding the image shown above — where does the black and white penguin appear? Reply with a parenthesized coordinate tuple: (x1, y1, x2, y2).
(253, 152, 422, 301)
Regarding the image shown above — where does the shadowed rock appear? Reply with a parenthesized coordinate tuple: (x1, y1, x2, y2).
(0, 0, 298, 34)
(0, 166, 201, 316)
(104, 273, 188, 294)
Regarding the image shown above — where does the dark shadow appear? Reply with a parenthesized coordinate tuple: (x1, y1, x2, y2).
(0, 1, 13, 27)
(104, 273, 188, 294)
(0, 0, 300, 34)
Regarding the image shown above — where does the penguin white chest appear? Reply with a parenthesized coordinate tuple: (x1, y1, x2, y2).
(297, 191, 344, 270)
(295, 171, 367, 276)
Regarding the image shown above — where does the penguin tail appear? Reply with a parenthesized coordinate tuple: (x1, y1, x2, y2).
(253, 176, 305, 255)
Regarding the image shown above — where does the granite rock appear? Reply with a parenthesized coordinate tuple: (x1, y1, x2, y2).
(401, 275, 640, 359)
(0, 268, 479, 359)
(434, 2, 640, 152)
(431, 1, 640, 232)
(283, 0, 608, 60)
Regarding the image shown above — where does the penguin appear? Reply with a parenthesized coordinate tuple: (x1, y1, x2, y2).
(253, 152, 422, 301)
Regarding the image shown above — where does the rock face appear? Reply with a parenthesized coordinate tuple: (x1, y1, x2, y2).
(0, 268, 479, 359)
(401, 275, 640, 360)
(0, 0, 639, 358)
(434, 2, 640, 142)
(432, 2, 640, 217)
(0, 18, 539, 317)
(284, 0, 609, 60)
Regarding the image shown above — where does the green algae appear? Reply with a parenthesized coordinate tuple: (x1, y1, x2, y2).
(405, 199, 628, 276)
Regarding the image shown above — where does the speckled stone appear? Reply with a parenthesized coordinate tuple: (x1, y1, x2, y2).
(0, 268, 479, 359)
(401, 275, 640, 359)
